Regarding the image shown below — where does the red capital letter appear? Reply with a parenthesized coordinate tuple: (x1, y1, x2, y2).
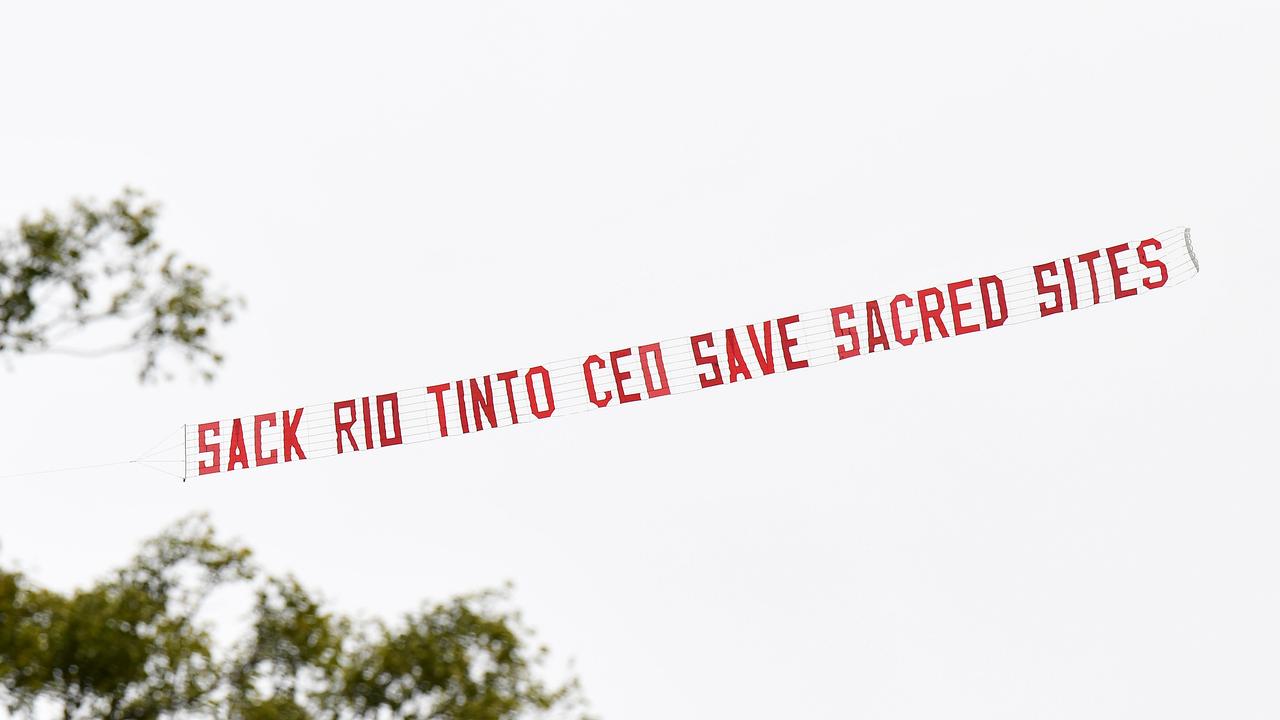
(1034, 263, 1063, 316)
(376, 393, 403, 446)
(830, 305, 860, 359)
(865, 301, 890, 351)
(1107, 243, 1137, 299)
(226, 418, 249, 471)
(890, 294, 917, 346)
(638, 343, 671, 398)
(610, 348, 642, 403)
(947, 280, 980, 335)
(469, 377, 498, 430)
(426, 383, 451, 437)
(197, 422, 220, 476)
(777, 315, 809, 370)
(724, 329, 752, 382)
(979, 276, 1007, 329)
(496, 370, 521, 424)
(917, 288, 949, 341)
(526, 366, 555, 418)
(1078, 250, 1103, 305)
(746, 322, 776, 374)
(334, 400, 359, 453)
(691, 333, 723, 388)
(1137, 238, 1168, 289)
(253, 413, 278, 467)
(282, 408, 306, 461)
(584, 355, 612, 407)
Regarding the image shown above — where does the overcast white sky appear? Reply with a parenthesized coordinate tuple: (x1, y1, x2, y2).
(2, 2, 1278, 718)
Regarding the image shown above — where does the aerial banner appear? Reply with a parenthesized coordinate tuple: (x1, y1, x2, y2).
(184, 229, 1199, 478)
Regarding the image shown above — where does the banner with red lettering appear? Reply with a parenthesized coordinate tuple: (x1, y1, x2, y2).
(184, 229, 1199, 478)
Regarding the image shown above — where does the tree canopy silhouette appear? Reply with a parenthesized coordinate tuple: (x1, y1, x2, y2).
(0, 190, 238, 381)
(0, 516, 586, 720)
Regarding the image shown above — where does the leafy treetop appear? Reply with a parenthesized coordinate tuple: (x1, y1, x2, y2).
(0, 516, 588, 720)
(0, 190, 238, 381)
